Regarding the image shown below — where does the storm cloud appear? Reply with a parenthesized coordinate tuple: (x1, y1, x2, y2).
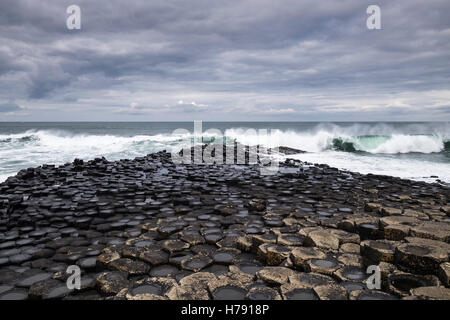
(0, 0, 449, 120)
(0, 102, 22, 113)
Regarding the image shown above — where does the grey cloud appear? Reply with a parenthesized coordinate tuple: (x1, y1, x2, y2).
(0, 102, 22, 113)
(0, 0, 449, 120)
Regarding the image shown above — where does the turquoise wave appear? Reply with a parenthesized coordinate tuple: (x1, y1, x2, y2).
(331, 135, 449, 154)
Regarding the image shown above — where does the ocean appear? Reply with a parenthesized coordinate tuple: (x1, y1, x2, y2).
(0, 122, 449, 184)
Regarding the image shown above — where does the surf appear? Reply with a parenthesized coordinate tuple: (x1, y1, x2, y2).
(0, 122, 449, 183)
(331, 134, 448, 154)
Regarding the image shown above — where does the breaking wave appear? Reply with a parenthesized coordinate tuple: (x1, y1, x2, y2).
(224, 128, 449, 155)
(0, 122, 449, 183)
(0, 127, 448, 159)
(331, 135, 449, 154)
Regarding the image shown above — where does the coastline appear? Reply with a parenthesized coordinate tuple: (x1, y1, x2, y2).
(0, 149, 449, 300)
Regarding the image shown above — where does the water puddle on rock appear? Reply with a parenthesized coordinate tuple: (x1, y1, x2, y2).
(342, 268, 367, 281)
(45, 286, 72, 299)
(0, 290, 28, 300)
(390, 274, 432, 292)
(213, 286, 246, 300)
(237, 262, 263, 275)
(285, 289, 318, 300)
(131, 284, 163, 296)
(212, 252, 234, 264)
(17, 273, 52, 287)
(0, 285, 13, 295)
(247, 288, 277, 300)
(358, 292, 397, 300)
(342, 282, 366, 292)
(204, 264, 229, 276)
(169, 252, 193, 265)
(134, 240, 153, 248)
(311, 258, 338, 269)
(184, 256, 211, 271)
(149, 265, 178, 277)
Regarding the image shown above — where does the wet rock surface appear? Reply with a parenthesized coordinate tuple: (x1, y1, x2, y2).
(0, 150, 449, 300)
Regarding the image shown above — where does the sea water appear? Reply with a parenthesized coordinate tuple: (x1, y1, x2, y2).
(0, 122, 448, 183)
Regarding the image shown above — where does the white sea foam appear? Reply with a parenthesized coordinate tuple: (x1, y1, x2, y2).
(366, 134, 444, 154)
(288, 151, 450, 184)
(224, 128, 447, 154)
(0, 123, 449, 183)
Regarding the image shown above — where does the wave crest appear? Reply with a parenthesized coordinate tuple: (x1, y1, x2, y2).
(0, 128, 448, 156)
(224, 128, 448, 154)
(332, 135, 448, 154)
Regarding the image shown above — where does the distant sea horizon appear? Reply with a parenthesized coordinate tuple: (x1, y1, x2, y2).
(0, 121, 449, 184)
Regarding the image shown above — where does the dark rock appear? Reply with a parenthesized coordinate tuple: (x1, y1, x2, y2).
(28, 279, 65, 299)
(96, 271, 128, 295)
(162, 240, 190, 253)
(349, 290, 398, 300)
(290, 247, 326, 269)
(212, 286, 246, 300)
(139, 250, 169, 266)
(281, 287, 318, 300)
(314, 283, 347, 300)
(245, 286, 281, 300)
(387, 273, 440, 297)
(438, 262, 450, 287)
(334, 266, 367, 282)
(0, 146, 448, 300)
(149, 264, 179, 277)
(126, 277, 177, 300)
(256, 266, 295, 285)
(395, 238, 448, 274)
(410, 221, 450, 242)
(212, 249, 238, 265)
(304, 229, 339, 250)
(361, 240, 397, 264)
(266, 245, 291, 266)
(181, 255, 213, 272)
(277, 234, 305, 247)
(0, 289, 28, 300)
(16, 272, 53, 288)
(410, 286, 450, 300)
(306, 257, 340, 276)
(109, 258, 150, 275)
(272, 146, 306, 155)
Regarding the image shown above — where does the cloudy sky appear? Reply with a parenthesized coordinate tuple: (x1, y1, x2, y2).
(0, 0, 449, 121)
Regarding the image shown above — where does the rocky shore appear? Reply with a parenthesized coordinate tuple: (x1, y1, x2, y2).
(0, 148, 449, 300)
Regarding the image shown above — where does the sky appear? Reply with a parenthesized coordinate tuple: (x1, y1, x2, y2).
(0, 0, 449, 121)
